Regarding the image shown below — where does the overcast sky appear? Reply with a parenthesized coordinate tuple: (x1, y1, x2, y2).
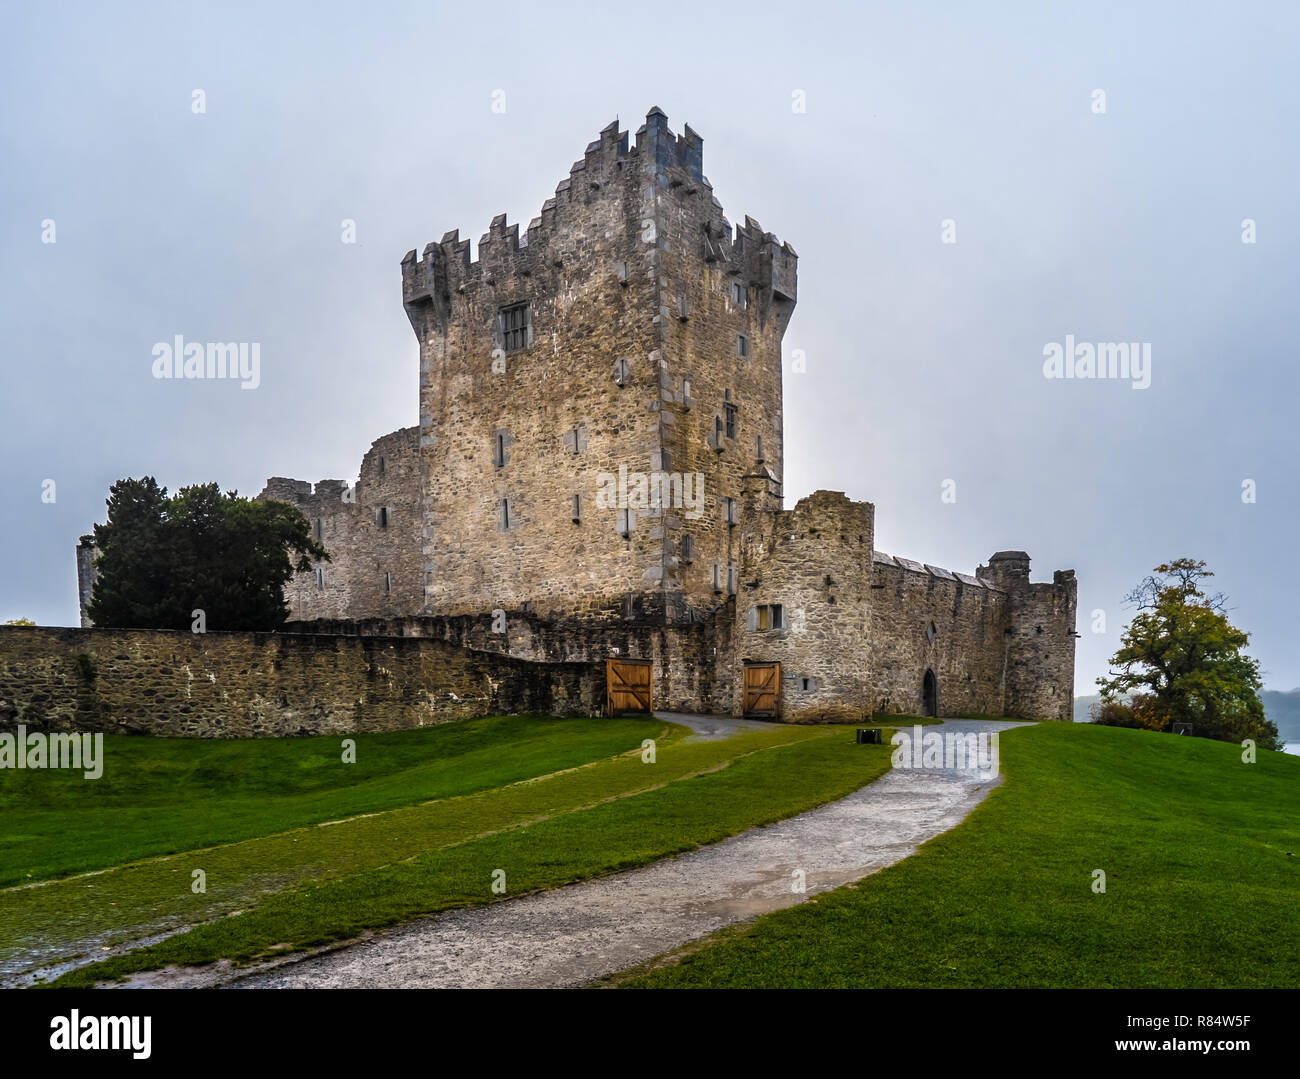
(2, 1, 1296, 697)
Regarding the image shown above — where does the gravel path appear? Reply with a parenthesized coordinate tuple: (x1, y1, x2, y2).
(188, 717, 1025, 990)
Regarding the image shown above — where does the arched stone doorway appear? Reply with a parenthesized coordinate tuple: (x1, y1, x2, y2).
(922, 669, 938, 717)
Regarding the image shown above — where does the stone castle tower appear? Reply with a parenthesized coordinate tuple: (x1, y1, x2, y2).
(401, 108, 795, 623)
(78, 108, 1078, 721)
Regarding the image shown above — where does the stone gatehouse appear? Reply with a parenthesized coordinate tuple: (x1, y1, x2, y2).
(77, 108, 1077, 723)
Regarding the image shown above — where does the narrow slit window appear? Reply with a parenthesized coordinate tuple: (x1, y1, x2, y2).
(736, 333, 749, 358)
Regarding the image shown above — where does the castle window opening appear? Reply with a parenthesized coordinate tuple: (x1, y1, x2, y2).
(499, 498, 511, 530)
(315, 568, 324, 590)
(494, 432, 507, 469)
(681, 534, 694, 562)
(384, 572, 391, 594)
(731, 282, 746, 308)
(736, 333, 749, 358)
(501, 302, 530, 352)
(572, 492, 582, 523)
(757, 604, 783, 631)
(723, 496, 737, 526)
(724, 401, 737, 439)
(378, 507, 389, 529)
(378, 456, 385, 474)
(926, 620, 937, 644)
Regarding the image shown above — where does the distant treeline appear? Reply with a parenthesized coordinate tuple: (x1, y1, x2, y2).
(1075, 690, 1300, 741)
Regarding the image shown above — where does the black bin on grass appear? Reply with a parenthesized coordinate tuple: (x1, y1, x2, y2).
(856, 728, 882, 745)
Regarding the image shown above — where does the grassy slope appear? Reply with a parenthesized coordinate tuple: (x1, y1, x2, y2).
(0, 715, 659, 886)
(46, 728, 894, 987)
(7, 720, 811, 971)
(617, 723, 1300, 988)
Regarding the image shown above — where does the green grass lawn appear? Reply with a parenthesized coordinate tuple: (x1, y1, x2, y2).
(0, 714, 660, 886)
(613, 723, 1300, 988)
(0, 715, 894, 987)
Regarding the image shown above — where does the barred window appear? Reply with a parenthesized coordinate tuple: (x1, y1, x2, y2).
(501, 302, 530, 353)
(724, 402, 737, 439)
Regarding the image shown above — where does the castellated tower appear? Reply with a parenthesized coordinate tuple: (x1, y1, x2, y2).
(402, 108, 797, 622)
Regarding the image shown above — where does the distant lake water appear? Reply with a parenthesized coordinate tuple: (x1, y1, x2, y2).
(1286, 744, 1299, 757)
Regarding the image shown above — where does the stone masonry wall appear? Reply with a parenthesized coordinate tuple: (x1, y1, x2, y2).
(258, 426, 423, 622)
(733, 489, 875, 722)
(0, 625, 601, 738)
(977, 552, 1078, 722)
(285, 603, 733, 716)
(867, 556, 1010, 717)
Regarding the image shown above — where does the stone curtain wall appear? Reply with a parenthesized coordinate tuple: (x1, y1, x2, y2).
(867, 557, 1010, 717)
(0, 626, 602, 738)
(286, 603, 733, 716)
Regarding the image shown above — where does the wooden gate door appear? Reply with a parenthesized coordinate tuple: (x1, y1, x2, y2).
(605, 658, 653, 716)
(743, 662, 782, 718)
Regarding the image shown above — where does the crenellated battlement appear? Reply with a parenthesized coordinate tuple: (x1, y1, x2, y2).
(402, 108, 796, 333)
